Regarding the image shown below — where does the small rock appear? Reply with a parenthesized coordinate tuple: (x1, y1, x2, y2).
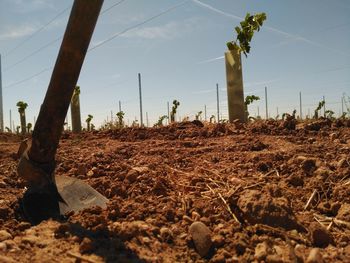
(287, 174, 304, 187)
(0, 230, 12, 242)
(265, 254, 283, 263)
(21, 235, 39, 246)
(314, 167, 331, 180)
(86, 169, 94, 177)
(338, 158, 349, 169)
(0, 255, 16, 263)
(189, 221, 212, 257)
(191, 211, 201, 221)
(254, 241, 269, 260)
(300, 158, 316, 175)
(309, 222, 334, 248)
(125, 169, 139, 183)
(337, 203, 350, 221)
(79, 237, 94, 254)
(329, 132, 338, 140)
(132, 166, 150, 174)
(17, 222, 31, 231)
(183, 215, 193, 224)
(76, 164, 87, 175)
(211, 234, 225, 247)
(306, 248, 324, 263)
(159, 227, 173, 243)
(0, 242, 7, 251)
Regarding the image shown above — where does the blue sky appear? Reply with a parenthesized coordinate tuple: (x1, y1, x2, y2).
(0, 0, 349, 128)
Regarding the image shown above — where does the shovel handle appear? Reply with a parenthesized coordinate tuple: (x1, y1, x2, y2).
(29, 0, 103, 168)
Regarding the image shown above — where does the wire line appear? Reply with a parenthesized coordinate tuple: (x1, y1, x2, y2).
(4, 37, 61, 71)
(4, 7, 70, 57)
(4, 67, 51, 89)
(3, 0, 129, 72)
(89, 0, 190, 52)
(4, 0, 189, 89)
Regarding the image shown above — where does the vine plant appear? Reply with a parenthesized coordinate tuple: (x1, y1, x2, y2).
(227, 13, 267, 57)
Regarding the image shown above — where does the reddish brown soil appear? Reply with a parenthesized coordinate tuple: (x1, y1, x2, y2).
(0, 119, 350, 262)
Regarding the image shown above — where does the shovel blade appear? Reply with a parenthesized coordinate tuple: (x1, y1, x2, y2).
(56, 175, 108, 215)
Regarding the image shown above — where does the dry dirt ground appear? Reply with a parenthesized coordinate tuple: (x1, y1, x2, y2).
(0, 119, 350, 263)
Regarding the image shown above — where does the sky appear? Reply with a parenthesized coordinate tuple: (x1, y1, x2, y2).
(0, 0, 349, 129)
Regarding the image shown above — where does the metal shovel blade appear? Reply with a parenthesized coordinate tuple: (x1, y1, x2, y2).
(56, 175, 108, 215)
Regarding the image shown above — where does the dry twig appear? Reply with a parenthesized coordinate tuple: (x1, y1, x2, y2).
(67, 251, 99, 263)
(304, 189, 317, 210)
(206, 183, 241, 225)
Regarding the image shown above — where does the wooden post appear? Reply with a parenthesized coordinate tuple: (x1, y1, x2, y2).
(265, 86, 268, 119)
(323, 95, 326, 117)
(29, 0, 104, 165)
(9, 110, 12, 132)
(0, 54, 3, 132)
(299, 91, 303, 119)
(167, 101, 170, 125)
(225, 50, 245, 122)
(216, 83, 220, 122)
(138, 73, 143, 127)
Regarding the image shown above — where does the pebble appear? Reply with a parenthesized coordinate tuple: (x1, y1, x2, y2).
(125, 169, 139, 183)
(306, 248, 324, 263)
(309, 222, 334, 248)
(300, 158, 316, 175)
(337, 158, 349, 168)
(254, 241, 269, 260)
(79, 237, 94, 253)
(337, 203, 350, 221)
(0, 256, 16, 263)
(0, 242, 7, 251)
(159, 227, 173, 243)
(191, 211, 201, 221)
(0, 230, 12, 242)
(189, 221, 212, 257)
(211, 234, 225, 247)
(21, 235, 39, 246)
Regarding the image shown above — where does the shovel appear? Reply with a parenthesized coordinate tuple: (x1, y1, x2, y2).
(16, 0, 107, 225)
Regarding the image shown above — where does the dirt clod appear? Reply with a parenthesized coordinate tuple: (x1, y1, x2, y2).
(309, 222, 334, 248)
(237, 189, 301, 230)
(254, 241, 270, 260)
(306, 248, 324, 263)
(79, 237, 94, 254)
(0, 230, 12, 242)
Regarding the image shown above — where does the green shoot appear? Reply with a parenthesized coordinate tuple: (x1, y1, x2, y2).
(227, 13, 267, 57)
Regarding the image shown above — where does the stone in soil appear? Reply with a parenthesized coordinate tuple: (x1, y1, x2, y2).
(79, 237, 94, 253)
(237, 189, 302, 230)
(254, 241, 270, 261)
(306, 248, 324, 263)
(189, 221, 212, 258)
(0, 230, 12, 242)
(309, 222, 334, 248)
(337, 203, 350, 221)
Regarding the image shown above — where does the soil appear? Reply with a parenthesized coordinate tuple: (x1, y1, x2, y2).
(0, 119, 350, 262)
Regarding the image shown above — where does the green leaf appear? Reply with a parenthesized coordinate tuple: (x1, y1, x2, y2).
(226, 12, 267, 56)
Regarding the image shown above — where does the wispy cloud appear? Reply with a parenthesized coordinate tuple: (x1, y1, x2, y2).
(0, 25, 36, 40)
(192, 0, 350, 57)
(4, 0, 55, 13)
(120, 18, 201, 40)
